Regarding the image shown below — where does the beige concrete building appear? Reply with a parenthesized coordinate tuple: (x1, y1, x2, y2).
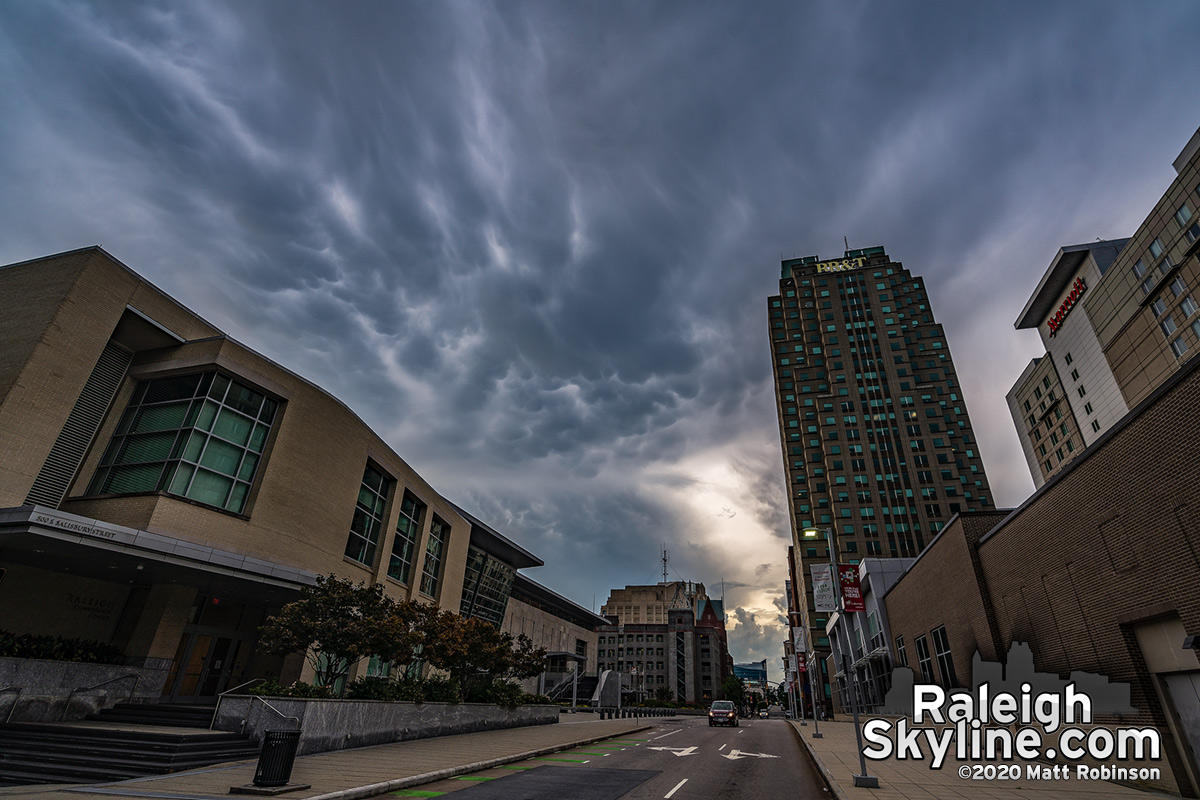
(599, 580, 706, 625)
(0, 247, 560, 703)
(1009, 127, 1200, 485)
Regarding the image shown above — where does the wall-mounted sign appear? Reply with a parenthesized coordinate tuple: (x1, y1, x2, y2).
(816, 256, 867, 274)
(1046, 276, 1087, 337)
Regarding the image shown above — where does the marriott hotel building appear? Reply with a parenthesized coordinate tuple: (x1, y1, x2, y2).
(767, 247, 993, 707)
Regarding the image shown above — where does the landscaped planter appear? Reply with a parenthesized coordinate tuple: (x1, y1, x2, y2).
(0, 657, 169, 722)
(212, 695, 559, 755)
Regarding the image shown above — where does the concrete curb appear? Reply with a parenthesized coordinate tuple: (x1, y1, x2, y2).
(303, 724, 654, 800)
(786, 720, 846, 800)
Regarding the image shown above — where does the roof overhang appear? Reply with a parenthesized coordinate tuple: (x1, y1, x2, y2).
(0, 505, 317, 604)
(449, 503, 543, 570)
(1015, 239, 1129, 330)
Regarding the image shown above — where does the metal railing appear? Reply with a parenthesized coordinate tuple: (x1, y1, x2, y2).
(239, 695, 301, 734)
(1, 686, 22, 724)
(210, 678, 267, 730)
(60, 674, 139, 721)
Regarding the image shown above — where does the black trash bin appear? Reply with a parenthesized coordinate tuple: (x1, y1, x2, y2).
(253, 729, 301, 787)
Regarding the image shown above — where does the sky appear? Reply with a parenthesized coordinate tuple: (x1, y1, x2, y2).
(1, 1, 1198, 682)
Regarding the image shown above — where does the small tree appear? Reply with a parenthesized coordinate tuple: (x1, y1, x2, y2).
(258, 574, 407, 694)
(721, 675, 746, 708)
(505, 633, 548, 683)
(421, 612, 514, 697)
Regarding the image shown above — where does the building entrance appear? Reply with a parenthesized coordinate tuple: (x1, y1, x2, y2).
(161, 596, 256, 703)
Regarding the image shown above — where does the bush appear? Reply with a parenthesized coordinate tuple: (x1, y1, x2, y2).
(0, 630, 124, 665)
(247, 678, 332, 698)
(523, 693, 552, 705)
(466, 680, 525, 707)
(343, 674, 462, 704)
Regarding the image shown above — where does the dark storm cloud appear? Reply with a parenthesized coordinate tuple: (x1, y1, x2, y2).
(2, 0, 1199, 680)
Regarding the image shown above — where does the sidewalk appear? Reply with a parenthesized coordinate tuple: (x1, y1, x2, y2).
(789, 719, 1183, 800)
(0, 717, 652, 800)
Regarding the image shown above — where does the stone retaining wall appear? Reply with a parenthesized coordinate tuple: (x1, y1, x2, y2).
(0, 657, 169, 722)
(212, 696, 560, 756)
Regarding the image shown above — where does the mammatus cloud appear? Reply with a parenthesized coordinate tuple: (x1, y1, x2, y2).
(1, 1, 1198, 682)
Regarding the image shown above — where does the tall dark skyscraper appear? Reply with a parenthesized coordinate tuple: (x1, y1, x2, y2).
(768, 246, 994, 703)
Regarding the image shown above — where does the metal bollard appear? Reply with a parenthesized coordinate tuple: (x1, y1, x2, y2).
(253, 730, 301, 787)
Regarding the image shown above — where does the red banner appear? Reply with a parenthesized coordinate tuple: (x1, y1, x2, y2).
(838, 564, 865, 612)
(796, 652, 807, 673)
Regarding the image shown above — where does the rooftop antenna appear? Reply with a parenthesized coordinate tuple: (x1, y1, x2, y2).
(844, 235, 850, 252)
(661, 545, 669, 585)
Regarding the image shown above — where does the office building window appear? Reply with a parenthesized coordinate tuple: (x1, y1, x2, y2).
(1070, 368, 1079, 381)
(1077, 385, 1086, 398)
(420, 515, 449, 596)
(89, 371, 278, 514)
(459, 545, 515, 626)
(914, 635, 934, 683)
(1084, 402, 1093, 414)
(388, 492, 425, 583)
(1063, 352, 1073, 365)
(1182, 296, 1198, 318)
(1161, 316, 1178, 337)
(1171, 337, 1188, 358)
(1149, 237, 1163, 259)
(1141, 276, 1157, 296)
(1176, 202, 1194, 227)
(931, 626, 958, 687)
(1091, 420, 1101, 433)
(345, 464, 391, 565)
(1151, 298, 1167, 316)
(1132, 259, 1146, 279)
(1171, 277, 1187, 298)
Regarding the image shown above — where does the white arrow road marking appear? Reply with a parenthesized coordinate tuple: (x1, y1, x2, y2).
(664, 778, 688, 798)
(648, 746, 699, 757)
(722, 750, 780, 761)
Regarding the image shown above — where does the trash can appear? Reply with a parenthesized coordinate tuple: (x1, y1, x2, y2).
(253, 729, 301, 787)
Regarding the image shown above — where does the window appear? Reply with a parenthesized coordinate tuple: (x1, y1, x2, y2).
(931, 626, 958, 687)
(1070, 368, 1079, 381)
(420, 516, 449, 596)
(1091, 420, 1101, 433)
(1171, 337, 1188, 358)
(89, 371, 278, 514)
(1063, 352, 1073, 365)
(388, 492, 425, 583)
(1077, 385, 1086, 398)
(1132, 259, 1147, 279)
(1161, 316, 1178, 337)
(1183, 296, 1199, 318)
(344, 464, 391, 565)
(1084, 402, 1093, 414)
(1171, 277, 1187, 299)
(914, 635, 934, 682)
(1177, 202, 1194, 227)
(1141, 276, 1157, 296)
(1149, 237, 1163, 259)
(1151, 298, 1167, 316)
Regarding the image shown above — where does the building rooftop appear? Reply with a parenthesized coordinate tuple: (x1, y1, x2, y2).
(1014, 239, 1129, 330)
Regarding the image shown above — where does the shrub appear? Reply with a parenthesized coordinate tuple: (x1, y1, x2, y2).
(523, 693, 552, 705)
(466, 680, 525, 707)
(247, 678, 332, 698)
(343, 674, 462, 704)
(0, 630, 124, 665)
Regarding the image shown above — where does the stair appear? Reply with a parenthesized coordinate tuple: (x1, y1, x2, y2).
(0, 716, 261, 785)
(86, 702, 216, 728)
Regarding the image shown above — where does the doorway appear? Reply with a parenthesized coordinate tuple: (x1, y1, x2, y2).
(161, 596, 255, 703)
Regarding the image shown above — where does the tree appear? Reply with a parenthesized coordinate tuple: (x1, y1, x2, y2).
(422, 614, 546, 697)
(721, 675, 746, 708)
(258, 574, 418, 694)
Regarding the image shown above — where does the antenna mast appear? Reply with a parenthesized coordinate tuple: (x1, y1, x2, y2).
(662, 545, 669, 584)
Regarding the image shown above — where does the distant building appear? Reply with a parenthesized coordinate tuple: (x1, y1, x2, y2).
(503, 573, 609, 695)
(733, 659, 768, 701)
(597, 583, 730, 704)
(1009, 127, 1200, 485)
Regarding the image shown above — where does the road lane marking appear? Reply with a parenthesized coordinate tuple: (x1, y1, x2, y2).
(648, 746, 698, 757)
(722, 750, 781, 760)
(718, 744, 727, 751)
(653, 729, 682, 739)
(664, 778, 688, 798)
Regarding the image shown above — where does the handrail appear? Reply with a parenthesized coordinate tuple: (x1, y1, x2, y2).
(240, 695, 301, 733)
(209, 678, 267, 730)
(1, 686, 22, 724)
(60, 673, 139, 721)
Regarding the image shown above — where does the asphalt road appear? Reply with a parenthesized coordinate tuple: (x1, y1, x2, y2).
(394, 715, 831, 800)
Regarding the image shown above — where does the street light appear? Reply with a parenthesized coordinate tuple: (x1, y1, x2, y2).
(804, 527, 878, 789)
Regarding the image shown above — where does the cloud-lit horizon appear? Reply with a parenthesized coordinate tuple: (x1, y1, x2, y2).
(2, 1, 1197, 682)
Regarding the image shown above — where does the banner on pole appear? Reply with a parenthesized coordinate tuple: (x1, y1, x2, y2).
(838, 564, 865, 613)
(811, 564, 836, 612)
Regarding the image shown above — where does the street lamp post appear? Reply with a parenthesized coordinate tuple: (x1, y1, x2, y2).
(804, 526, 878, 789)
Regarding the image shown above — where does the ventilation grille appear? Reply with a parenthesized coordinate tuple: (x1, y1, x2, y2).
(24, 342, 132, 508)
